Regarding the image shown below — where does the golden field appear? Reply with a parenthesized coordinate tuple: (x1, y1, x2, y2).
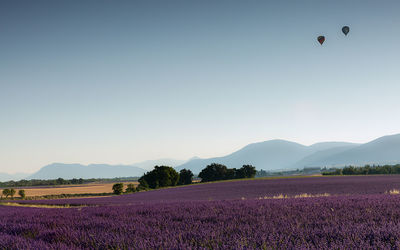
(4, 182, 139, 197)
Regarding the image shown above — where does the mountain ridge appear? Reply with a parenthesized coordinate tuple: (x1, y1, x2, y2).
(28, 163, 147, 180)
(176, 134, 400, 173)
(11, 133, 400, 179)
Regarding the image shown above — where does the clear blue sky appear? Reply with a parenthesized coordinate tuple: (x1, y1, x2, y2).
(1, 0, 400, 173)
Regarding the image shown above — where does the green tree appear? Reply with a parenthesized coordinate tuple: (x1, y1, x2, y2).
(178, 169, 194, 185)
(342, 166, 356, 175)
(199, 163, 228, 182)
(112, 183, 124, 195)
(137, 179, 149, 191)
(56, 178, 65, 185)
(18, 190, 26, 199)
(239, 165, 257, 178)
(2, 189, 10, 198)
(125, 183, 136, 193)
(225, 168, 237, 180)
(9, 189, 16, 199)
(235, 168, 246, 179)
(139, 166, 180, 189)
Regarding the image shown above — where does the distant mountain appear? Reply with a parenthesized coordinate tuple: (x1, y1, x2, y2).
(176, 134, 400, 174)
(0, 173, 30, 182)
(28, 163, 146, 180)
(16, 133, 400, 179)
(304, 134, 400, 167)
(176, 140, 314, 174)
(308, 142, 360, 152)
(292, 145, 359, 169)
(132, 158, 187, 171)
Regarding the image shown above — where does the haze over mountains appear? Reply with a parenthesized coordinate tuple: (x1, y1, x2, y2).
(176, 134, 400, 174)
(3, 134, 400, 181)
(0, 159, 187, 182)
(28, 164, 147, 180)
(175, 141, 360, 174)
(132, 159, 186, 171)
(0, 173, 30, 182)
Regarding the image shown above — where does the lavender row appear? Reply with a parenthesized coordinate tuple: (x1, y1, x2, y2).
(2, 194, 400, 249)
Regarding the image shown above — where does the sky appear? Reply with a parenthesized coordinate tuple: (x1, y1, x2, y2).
(1, 0, 400, 174)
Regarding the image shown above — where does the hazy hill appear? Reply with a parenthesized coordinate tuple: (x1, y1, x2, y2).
(176, 140, 314, 174)
(28, 163, 146, 180)
(132, 158, 186, 171)
(292, 145, 359, 169)
(308, 142, 360, 152)
(306, 134, 400, 167)
(176, 135, 400, 174)
(0, 173, 30, 182)
(21, 134, 400, 179)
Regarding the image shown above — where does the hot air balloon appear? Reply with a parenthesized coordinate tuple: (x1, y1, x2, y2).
(342, 26, 350, 36)
(317, 36, 325, 45)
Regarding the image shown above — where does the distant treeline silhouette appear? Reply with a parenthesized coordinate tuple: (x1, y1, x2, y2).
(256, 167, 323, 177)
(0, 178, 86, 188)
(198, 163, 256, 182)
(322, 164, 400, 175)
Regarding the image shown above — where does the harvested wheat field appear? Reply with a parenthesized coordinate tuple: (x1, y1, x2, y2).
(13, 182, 138, 197)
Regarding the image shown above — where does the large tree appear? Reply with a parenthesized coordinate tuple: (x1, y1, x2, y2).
(199, 163, 257, 182)
(178, 169, 194, 185)
(2, 189, 10, 198)
(125, 183, 136, 193)
(112, 183, 124, 195)
(198, 163, 229, 182)
(239, 165, 257, 178)
(18, 189, 26, 199)
(138, 166, 179, 189)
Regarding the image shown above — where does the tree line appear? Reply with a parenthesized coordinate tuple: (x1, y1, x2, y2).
(1, 188, 25, 199)
(111, 167, 194, 194)
(322, 164, 400, 176)
(198, 164, 256, 182)
(112, 163, 256, 195)
(256, 167, 323, 177)
(0, 178, 86, 188)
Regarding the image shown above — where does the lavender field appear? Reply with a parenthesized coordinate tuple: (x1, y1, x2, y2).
(16, 175, 400, 206)
(3, 176, 400, 249)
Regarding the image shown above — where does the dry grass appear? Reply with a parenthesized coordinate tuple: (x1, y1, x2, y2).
(258, 193, 331, 200)
(0, 202, 76, 208)
(386, 189, 400, 195)
(3, 182, 138, 197)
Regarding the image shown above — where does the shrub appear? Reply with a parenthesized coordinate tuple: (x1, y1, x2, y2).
(112, 183, 124, 195)
(2, 189, 10, 198)
(18, 189, 26, 199)
(2, 189, 16, 199)
(125, 184, 136, 193)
